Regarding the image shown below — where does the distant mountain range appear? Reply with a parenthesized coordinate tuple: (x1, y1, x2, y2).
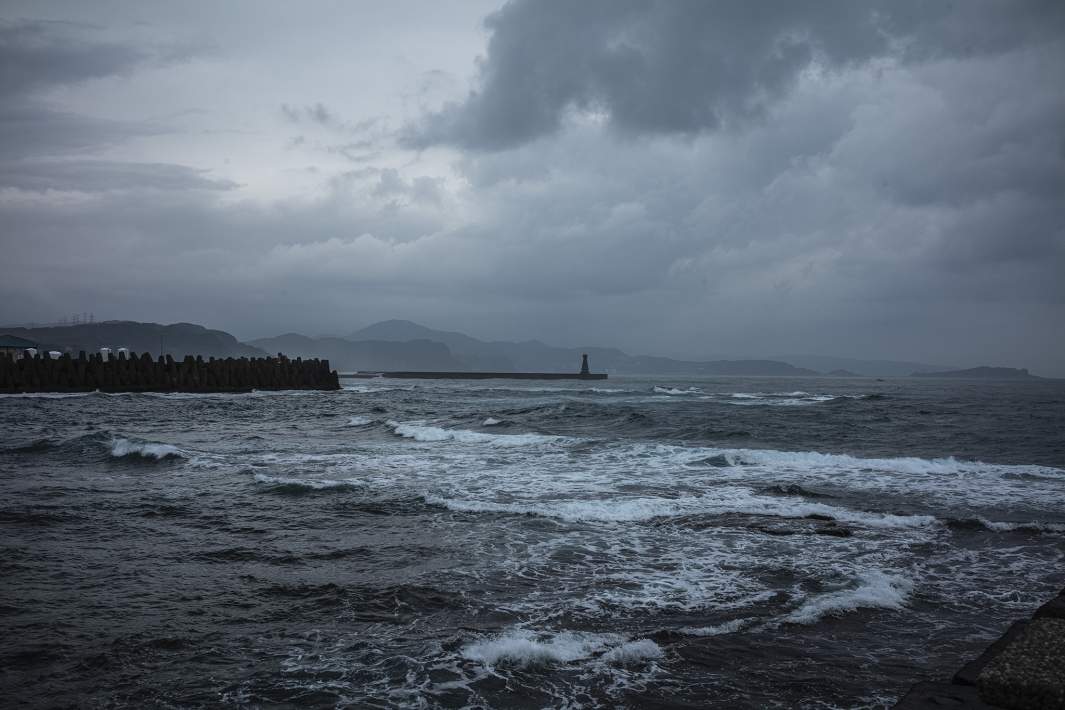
(911, 366, 1041, 379)
(8, 319, 1038, 378)
(345, 320, 817, 375)
(249, 333, 464, 372)
(772, 354, 954, 377)
(0, 321, 263, 359)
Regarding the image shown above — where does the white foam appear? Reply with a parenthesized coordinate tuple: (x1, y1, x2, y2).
(783, 571, 913, 625)
(425, 488, 936, 529)
(482, 417, 502, 426)
(653, 386, 703, 395)
(679, 618, 751, 636)
(710, 447, 1059, 477)
(253, 473, 360, 489)
(461, 629, 659, 668)
(347, 415, 373, 426)
(110, 437, 183, 460)
(723, 391, 839, 406)
(462, 630, 618, 666)
(600, 639, 664, 665)
(343, 384, 415, 393)
(976, 518, 1065, 533)
(388, 420, 564, 447)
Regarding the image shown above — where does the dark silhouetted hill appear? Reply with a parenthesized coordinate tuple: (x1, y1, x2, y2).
(249, 333, 463, 372)
(775, 354, 954, 377)
(2, 321, 264, 359)
(911, 366, 1040, 379)
(345, 320, 818, 375)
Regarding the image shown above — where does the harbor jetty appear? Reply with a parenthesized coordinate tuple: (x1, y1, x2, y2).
(342, 353, 608, 381)
(0, 350, 339, 393)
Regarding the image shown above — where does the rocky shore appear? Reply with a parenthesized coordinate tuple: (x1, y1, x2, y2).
(895, 587, 1065, 709)
(0, 350, 339, 393)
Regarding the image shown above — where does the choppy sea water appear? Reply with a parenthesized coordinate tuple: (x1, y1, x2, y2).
(2, 376, 1064, 709)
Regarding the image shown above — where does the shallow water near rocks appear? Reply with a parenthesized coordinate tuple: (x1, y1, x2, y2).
(2, 376, 1064, 708)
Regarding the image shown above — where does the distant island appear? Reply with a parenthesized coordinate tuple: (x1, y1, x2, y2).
(911, 366, 1041, 380)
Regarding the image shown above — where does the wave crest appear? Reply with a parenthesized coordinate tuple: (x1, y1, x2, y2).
(110, 437, 184, 461)
(387, 420, 564, 446)
(783, 571, 913, 625)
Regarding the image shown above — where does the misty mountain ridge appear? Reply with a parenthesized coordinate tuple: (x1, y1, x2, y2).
(348, 319, 817, 375)
(911, 366, 1041, 379)
(5, 319, 1043, 377)
(1, 321, 263, 360)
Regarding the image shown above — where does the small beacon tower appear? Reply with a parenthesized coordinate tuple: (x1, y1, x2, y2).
(580, 353, 590, 376)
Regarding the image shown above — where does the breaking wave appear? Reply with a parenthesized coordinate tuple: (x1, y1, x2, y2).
(782, 571, 913, 625)
(424, 488, 936, 529)
(461, 629, 661, 668)
(109, 437, 184, 461)
(387, 420, 565, 446)
(253, 473, 361, 492)
(653, 386, 703, 395)
(947, 517, 1065, 534)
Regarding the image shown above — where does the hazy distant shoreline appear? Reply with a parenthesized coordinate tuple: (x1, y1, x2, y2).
(1, 319, 1047, 379)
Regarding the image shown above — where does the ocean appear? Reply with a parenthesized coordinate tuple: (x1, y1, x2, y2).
(2, 376, 1064, 708)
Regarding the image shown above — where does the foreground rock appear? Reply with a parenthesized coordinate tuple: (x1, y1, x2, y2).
(895, 587, 1065, 709)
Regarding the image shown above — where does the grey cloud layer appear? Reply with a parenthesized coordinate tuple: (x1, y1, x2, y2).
(1, 2, 1064, 375)
(405, 0, 1065, 149)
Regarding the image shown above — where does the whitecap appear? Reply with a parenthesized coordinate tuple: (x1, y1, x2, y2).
(423, 488, 936, 529)
(782, 571, 913, 625)
(253, 473, 360, 490)
(461, 629, 659, 668)
(653, 386, 703, 395)
(482, 417, 502, 426)
(387, 420, 565, 447)
(678, 618, 751, 636)
(600, 639, 665, 665)
(348, 415, 373, 426)
(110, 437, 184, 460)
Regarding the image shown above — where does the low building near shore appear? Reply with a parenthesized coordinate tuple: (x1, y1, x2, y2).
(0, 334, 38, 360)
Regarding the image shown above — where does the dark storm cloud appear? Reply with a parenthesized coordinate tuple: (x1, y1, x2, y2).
(0, 19, 147, 99)
(0, 106, 164, 160)
(0, 17, 216, 195)
(2, 2, 1063, 376)
(405, 0, 1065, 150)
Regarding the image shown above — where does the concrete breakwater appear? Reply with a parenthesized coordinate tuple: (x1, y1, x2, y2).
(895, 585, 1065, 709)
(0, 351, 339, 393)
(341, 371, 608, 380)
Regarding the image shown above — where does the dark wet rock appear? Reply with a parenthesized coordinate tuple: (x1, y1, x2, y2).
(760, 483, 836, 498)
(978, 618, 1065, 709)
(1033, 590, 1065, 620)
(690, 454, 734, 467)
(954, 621, 1029, 686)
(815, 526, 853, 538)
(893, 681, 1000, 708)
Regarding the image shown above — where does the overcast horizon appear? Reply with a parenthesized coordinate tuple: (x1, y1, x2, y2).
(2, 1, 1063, 375)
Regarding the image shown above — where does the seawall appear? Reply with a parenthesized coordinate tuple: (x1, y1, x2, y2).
(0, 351, 339, 393)
(341, 371, 608, 380)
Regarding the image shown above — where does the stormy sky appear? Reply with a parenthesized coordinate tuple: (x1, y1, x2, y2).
(1, 1, 1063, 375)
